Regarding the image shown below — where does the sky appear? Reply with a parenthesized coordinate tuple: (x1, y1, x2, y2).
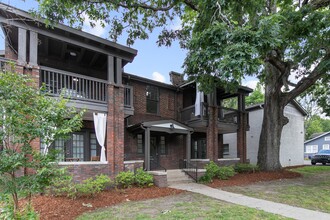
(0, 0, 258, 89)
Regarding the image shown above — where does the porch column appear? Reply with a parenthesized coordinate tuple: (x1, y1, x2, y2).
(18, 28, 27, 64)
(186, 132, 191, 163)
(237, 94, 247, 163)
(108, 55, 114, 84)
(144, 127, 151, 170)
(218, 134, 224, 159)
(29, 31, 38, 66)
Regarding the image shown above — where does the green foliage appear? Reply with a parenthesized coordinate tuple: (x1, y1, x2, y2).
(0, 194, 39, 220)
(199, 162, 236, 182)
(245, 83, 264, 106)
(217, 166, 236, 180)
(115, 171, 135, 188)
(0, 71, 83, 213)
(134, 168, 154, 187)
(305, 115, 330, 140)
(48, 172, 112, 199)
(234, 163, 260, 173)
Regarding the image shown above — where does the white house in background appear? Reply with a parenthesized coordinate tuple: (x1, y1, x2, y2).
(223, 101, 307, 167)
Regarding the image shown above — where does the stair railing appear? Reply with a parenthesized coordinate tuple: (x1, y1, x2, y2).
(179, 159, 198, 182)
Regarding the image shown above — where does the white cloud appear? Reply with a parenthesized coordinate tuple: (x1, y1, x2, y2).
(81, 13, 106, 37)
(243, 80, 259, 90)
(152, 72, 166, 83)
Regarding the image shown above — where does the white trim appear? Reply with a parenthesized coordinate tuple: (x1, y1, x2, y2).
(218, 158, 240, 161)
(124, 160, 144, 164)
(190, 159, 210, 162)
(58, 161, 108, 165)
(148, 171, 167, 176)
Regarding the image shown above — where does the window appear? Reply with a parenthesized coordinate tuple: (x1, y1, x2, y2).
(160, 136, 166, 155)
(323, 144, 330, 150)
(146, 85, 159, 114)
(305, 145, 318, 153)
(40, 130, 99, 162)
(192, 138, 207, 159)
(90, 133, 98, 157)
(223, 144, 229, 155)
(137, 134, 143, 154)
(325, 136, 330, 141)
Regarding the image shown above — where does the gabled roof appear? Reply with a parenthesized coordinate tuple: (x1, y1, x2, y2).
(304, 131, 330, 144)
(246, 100, 308, 116)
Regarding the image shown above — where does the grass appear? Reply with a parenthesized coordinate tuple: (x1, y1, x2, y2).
(76, 193, 291, 220)
(224, 165, 330, 213)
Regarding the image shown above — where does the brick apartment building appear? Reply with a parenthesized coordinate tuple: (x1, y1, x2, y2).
(0, 3, 251, 182)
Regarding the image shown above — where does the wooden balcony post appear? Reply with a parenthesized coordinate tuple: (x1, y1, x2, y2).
(18, 28, 27, 64)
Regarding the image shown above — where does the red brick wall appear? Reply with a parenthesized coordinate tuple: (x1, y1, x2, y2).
(59, 163, 112, 183)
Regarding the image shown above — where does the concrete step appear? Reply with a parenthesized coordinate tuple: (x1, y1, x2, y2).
(167, 169, 194, 185)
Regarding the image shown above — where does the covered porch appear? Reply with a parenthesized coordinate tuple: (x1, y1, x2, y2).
(127, 120, 193, 171)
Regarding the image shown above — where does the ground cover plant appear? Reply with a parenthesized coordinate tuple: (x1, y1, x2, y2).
(223, 166, 330, 213)
(76, 192, 290, 220)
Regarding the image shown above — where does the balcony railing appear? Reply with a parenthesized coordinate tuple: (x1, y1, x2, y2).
(40, 66, 108, 104)
(181, 102, 208, 122)
(181, 103, 239, 124)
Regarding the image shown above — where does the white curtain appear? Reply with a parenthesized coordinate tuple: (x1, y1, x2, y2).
(93, 113, 107, 162)
(194, 84, 204, 116)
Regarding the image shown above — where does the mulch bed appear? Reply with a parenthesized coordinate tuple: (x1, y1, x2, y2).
(207, 170, 302, 188)
(26, 187, 182, 220)
(20, 169, 302, 220)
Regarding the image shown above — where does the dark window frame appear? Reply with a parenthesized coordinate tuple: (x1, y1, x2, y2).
(146, 85, 159, 114)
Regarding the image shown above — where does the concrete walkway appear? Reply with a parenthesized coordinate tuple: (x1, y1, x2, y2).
(169, 182, 330, 220)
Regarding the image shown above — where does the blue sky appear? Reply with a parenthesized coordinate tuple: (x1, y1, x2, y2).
(0, 0, 257, 88)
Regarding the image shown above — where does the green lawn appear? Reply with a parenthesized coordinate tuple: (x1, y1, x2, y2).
(224, 166, 330, 213)
(76, 193, 291, 220)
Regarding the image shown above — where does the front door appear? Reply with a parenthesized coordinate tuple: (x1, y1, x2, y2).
(150, 136, 159, 170)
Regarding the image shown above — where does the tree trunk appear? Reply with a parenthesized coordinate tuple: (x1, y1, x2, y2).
(257, 63, 288, 171)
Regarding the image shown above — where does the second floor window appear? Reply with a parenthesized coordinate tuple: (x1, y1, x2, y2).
(146, 85, 159, 114)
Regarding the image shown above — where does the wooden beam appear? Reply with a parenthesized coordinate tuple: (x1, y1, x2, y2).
(108, 55, 114, 84)
(18, 27, 26, 63)
(116, 57, 122, 85)
(29, 31, 38, 65)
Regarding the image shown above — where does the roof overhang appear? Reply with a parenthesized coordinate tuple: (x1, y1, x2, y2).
(0, 3, 137, 65)
(128, 119, 193, 134)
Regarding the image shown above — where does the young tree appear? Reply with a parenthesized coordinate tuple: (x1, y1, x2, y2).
(0, 70, 83, 214)
(36, 0, 330, 170)
(245, 83, 265, 106)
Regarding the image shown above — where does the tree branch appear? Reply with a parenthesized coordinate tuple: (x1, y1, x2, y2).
(284, 52, 330, 103)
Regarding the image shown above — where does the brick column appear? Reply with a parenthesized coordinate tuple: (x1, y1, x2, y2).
(106, 84, 125, 175)
(207, 106, 219, 161)
(237, 94, 247, 163)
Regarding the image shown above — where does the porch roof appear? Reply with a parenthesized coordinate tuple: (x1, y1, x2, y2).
(128, 119, 193, 134)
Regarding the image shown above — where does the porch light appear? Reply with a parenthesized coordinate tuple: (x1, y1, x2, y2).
(73, 78, 79, 82)
(69, 51, 77, 57)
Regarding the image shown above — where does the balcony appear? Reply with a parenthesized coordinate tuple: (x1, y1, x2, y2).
(181, 103, 240, 133)
(40, 66, 134, 115)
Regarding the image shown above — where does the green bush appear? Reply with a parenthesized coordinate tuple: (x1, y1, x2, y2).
(217, 166, 236, 180)
(115, 171, 135, 188)
(0, 195, 39, 220)
(134, 168, 154, 187)
(234, 163, 259, 173)
(198, 173, 213, 183)
(205, 161, 221, 179)
(48, 172, 112, 199)
(75, 174, 112, 198)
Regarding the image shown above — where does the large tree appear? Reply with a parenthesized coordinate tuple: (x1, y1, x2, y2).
(36, 0, 330, 170)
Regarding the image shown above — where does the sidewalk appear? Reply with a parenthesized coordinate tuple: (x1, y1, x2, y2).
(169, 182, 330, 220)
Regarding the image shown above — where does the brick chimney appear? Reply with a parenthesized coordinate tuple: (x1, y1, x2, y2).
(169, 71, 184, 86)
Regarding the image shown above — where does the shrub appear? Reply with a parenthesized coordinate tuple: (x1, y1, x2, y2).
(75, 174, 112, 198)
(217, 166, 236, 180)
(204, 161, 221, 179)
(115, 171, 135, 188)
(134, 168, 154, 187)
(48, 172, 112, 199)
(234, 163, 259, 173)
(198, 173, 213, 183)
